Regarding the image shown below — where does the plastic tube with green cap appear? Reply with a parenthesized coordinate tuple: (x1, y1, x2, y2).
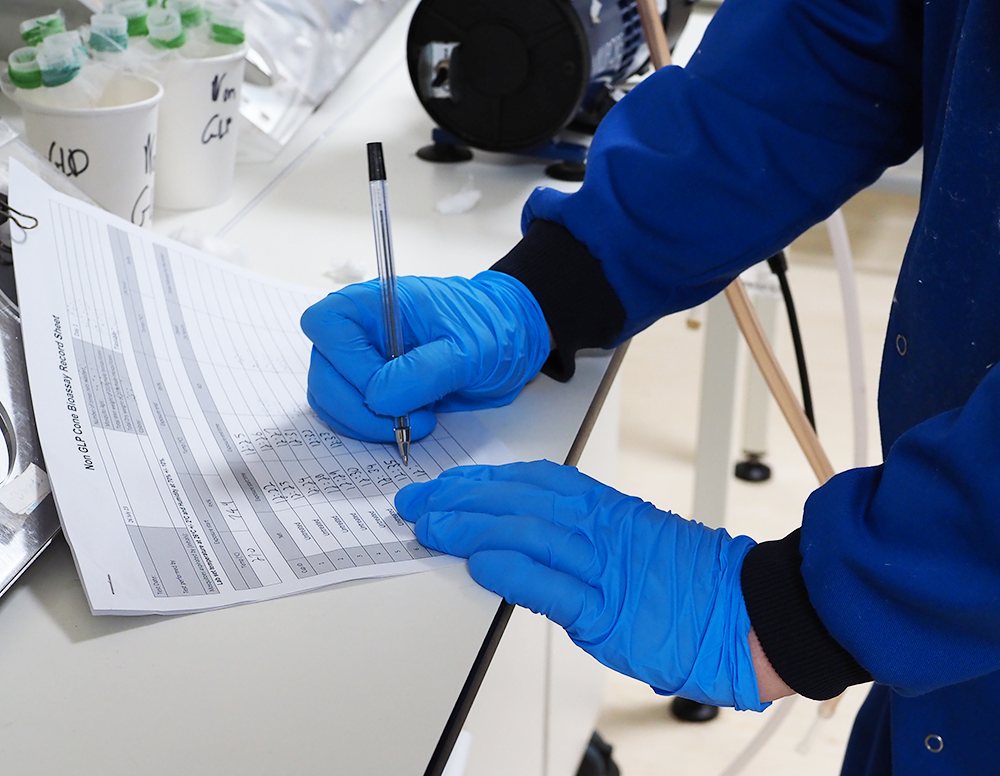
(114, 0, 151, 37)
(36, 42, 81, 87)
(89, 13, 130, 54)
(7, 48, 42, 89)
(205, 3, 246, 45)
(19, 11, 67, 47)
(148, 8, 187, 49)
(42, 31, 91, 67)
(165, 0, 206, 29)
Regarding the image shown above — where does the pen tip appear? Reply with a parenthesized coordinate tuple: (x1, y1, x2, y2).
(396, 428, 410, 467)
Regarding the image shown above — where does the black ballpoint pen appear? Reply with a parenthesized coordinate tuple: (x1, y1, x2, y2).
(367, 142, 411, 465)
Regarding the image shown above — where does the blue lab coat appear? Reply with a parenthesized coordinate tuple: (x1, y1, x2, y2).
(493, 0, 1000, 771)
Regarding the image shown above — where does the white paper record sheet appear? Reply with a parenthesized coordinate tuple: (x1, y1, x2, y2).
(10, 161, 510, 615)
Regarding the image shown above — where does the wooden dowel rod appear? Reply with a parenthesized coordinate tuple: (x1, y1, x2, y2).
(723, 281, 835, 483)
(633, 0, 834, 486)
(636, 0, 673, 68)
(633, 0, 842, 721)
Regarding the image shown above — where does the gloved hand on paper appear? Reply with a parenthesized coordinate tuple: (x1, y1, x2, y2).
(300, 271, 550, 442)
(395, 460, 768, 711)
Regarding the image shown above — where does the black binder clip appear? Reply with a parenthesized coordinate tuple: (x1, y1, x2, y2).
(0, 192, 39, 265)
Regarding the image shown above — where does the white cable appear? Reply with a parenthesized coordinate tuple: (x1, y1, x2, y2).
(708, 208, 867, 776)
(791, 209, 867, 755)
(715, 696, 799, 776)
(826, 208, 868, 469)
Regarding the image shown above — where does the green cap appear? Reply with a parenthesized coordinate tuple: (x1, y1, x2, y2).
(36, 42, 81, 87)
(148, 8, 187, 49)
(114, 1, 150, 37)
(7, 47, 42, 89)
(165, 0, 206, 29)
(206, 3, 245, 45)
(89, 13, 129, 53)
(19, 12, 66, 46)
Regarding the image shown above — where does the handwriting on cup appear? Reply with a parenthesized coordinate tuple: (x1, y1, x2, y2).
(202, 71, 238, 145)
(211, 72, 237, 102)
(202, 114, 233, 144)
(49, 142, 89, 177)
(131, 185, 152, 227)
(144, 133, 155, 176)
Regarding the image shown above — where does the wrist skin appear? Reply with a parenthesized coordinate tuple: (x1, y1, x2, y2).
(750, 627, 796, 702)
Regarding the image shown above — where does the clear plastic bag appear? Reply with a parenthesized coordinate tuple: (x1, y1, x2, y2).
(6, 0, 406, 161)
(239, 0, 408, 159)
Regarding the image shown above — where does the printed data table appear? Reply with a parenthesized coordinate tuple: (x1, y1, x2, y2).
(13, 162, 507, 614)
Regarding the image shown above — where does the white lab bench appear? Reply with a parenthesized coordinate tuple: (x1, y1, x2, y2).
(0, 4, 616, 775)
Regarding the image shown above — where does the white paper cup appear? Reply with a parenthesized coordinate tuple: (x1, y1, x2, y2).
(153, 46, 246, 210)
(19, 74, 162, 226)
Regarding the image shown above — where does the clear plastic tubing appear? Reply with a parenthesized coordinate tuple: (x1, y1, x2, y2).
(716, 697, 799, 776)
(826, 208, 868, 468)
(7, 47, 42, 89)
(89, 13, 130, 53)
(148, 8, 187, 49)
(19, 12, 66, 47)
(165, 0, 206, 29)
(114, 1, 150, 37)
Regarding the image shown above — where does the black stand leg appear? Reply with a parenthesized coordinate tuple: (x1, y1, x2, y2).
(734, 453, 772, 482)
(576, 732, 621, 776)
(670, 697, 720, 723)
(545, 160, 587, 182)
(416, 143, 474, 163)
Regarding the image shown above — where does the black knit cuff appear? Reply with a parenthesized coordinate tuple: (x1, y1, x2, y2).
(491, 219, 625, 381)
(742, 529, 872, 700)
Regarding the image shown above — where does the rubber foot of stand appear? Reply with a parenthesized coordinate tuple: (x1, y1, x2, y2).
(545, 160, 586, 182)
(576, 732, 621, 776)
(670, 697, 720, 723)
(734, 457, 772, 482)
(416, 143, 473, 163)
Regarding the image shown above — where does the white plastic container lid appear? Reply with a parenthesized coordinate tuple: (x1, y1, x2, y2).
(114, 1, 149, 20)
(41, 31, 88, 58)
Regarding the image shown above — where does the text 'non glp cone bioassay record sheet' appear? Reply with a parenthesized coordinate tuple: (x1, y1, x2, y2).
(10, 161, 509, 615)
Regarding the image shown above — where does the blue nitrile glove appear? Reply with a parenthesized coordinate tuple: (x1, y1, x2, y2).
(395, 460, 767, 711)
(300, 271, 550, 443)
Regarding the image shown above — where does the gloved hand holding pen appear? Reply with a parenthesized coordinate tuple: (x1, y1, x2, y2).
(395, 459, 769, 711)
(300, 270, 550, 443)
